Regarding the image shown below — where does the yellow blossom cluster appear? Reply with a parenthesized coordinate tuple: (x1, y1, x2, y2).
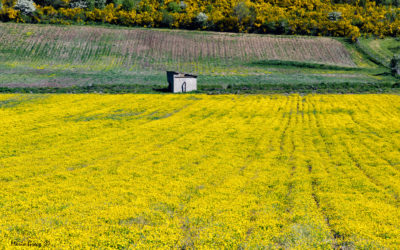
(1, 0, 399, 38)
(0, 94, 399, 248)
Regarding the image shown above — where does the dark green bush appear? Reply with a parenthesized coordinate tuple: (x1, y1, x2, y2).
(233, 1, 256, 29)
(215, 17, 239, 32)
(262, 19, 290, 34)
(234, 2, 249, 22)
(161, 10, 174, 27)
(85, 0, 106, 10)
(95, 0, 107, 9)
(167, 2, 180, 13)
(34, 0, 67, 8)
(106, 0, 122, 7)
(391, 55, 400, 76)
(122, 0, 135, 11)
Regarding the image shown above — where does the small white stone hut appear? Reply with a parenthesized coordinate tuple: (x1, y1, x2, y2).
(167, 71, 197, 93)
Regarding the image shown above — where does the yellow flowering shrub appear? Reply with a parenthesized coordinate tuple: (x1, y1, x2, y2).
(0, 6, 19, 20)
(0, 0, 399, 38)
(57, 7, 84, 22)
(86, 4, 117, 23)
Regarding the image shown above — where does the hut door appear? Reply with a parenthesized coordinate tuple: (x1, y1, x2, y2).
(182, 82, 187, 93)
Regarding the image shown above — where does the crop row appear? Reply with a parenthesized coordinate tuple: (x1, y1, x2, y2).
(0, 23, 356, 76)
(0, 94, 399, 248)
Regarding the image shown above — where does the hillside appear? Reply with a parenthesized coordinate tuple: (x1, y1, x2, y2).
(357, 37, 400, 67)
(0, 23, 397, 93)
(0, 23, 356, 67)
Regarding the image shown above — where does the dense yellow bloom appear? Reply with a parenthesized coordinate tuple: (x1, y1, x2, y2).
(1, 0, 399, 37)
(0, 94, 399, 248)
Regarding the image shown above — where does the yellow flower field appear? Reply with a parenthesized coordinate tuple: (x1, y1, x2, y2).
(0, 94, 399, 248)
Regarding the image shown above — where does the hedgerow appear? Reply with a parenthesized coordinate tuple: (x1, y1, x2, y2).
(0, 0, 399, 39)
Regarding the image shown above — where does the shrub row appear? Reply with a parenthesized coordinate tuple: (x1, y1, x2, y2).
(0, 82, 399, 94)
(1, 0, 399, 39)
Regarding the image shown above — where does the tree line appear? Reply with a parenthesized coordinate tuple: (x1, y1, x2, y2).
(0, 0, 399, 39)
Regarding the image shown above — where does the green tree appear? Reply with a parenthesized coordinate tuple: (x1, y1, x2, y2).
(161, 9, 174, 27)
(33, 0, 67, 8)
(122, 0, 135, 11)
(167, 1, 180, 13)
(233, 2, 256, 26)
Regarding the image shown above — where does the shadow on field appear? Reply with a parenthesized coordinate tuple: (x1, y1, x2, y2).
(249, 60, 360, 71)
(153, 87, 170, 93)
(374, 72, 392, 76)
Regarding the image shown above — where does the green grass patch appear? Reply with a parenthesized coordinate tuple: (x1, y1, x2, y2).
(356, 38, 400, 68)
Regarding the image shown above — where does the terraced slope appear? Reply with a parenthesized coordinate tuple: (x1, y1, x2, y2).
(2, 23, 394, 91)
(0, 23, 355, 71)
(0, 94, 399, 248)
